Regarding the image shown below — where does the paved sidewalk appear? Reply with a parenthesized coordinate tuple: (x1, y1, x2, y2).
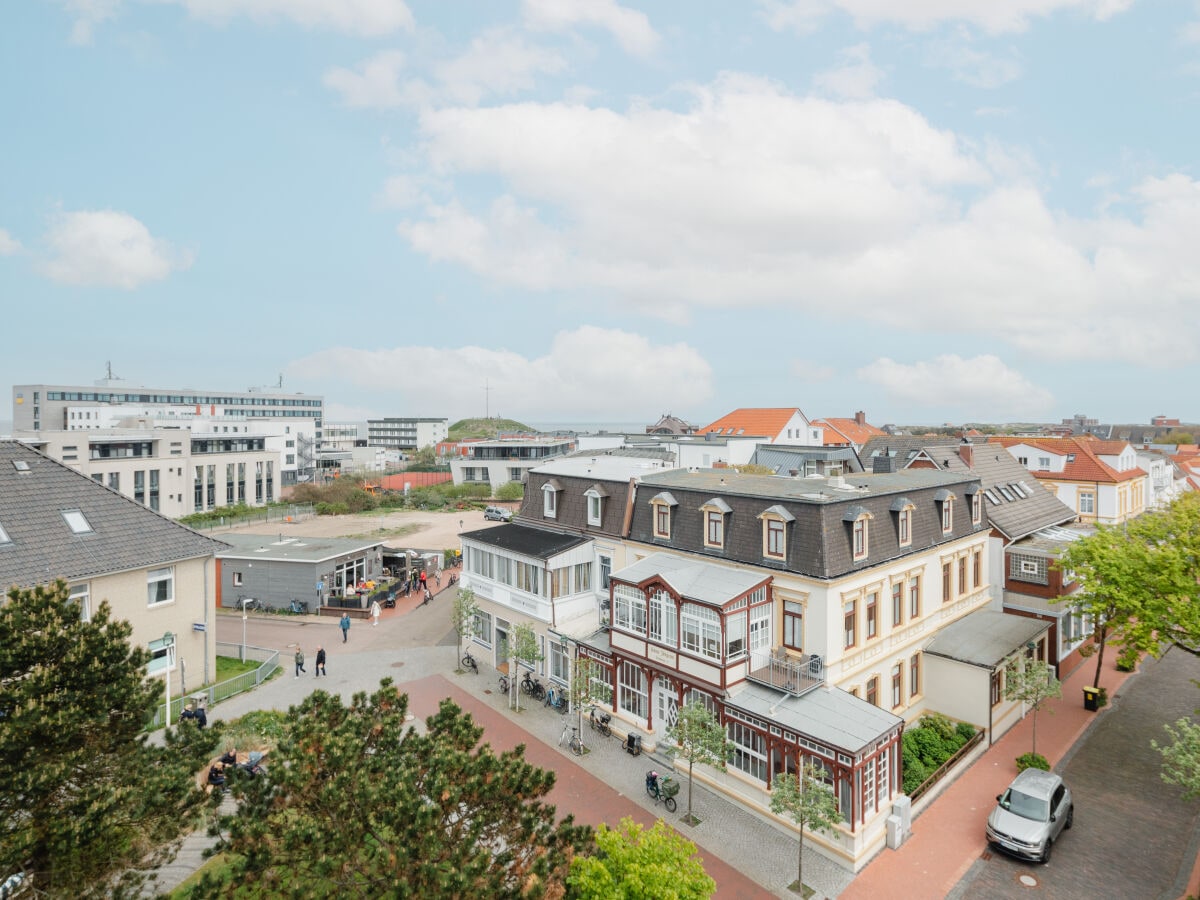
(841, 651, 1139, 900)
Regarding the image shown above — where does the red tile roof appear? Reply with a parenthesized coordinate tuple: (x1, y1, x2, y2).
(698, 408, 806, 439)
(814, 417, 886, 447)
(987, 436, 1143, 484)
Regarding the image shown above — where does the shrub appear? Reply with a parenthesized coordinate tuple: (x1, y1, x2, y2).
(1015, 752, 1050, 772)
(1116, 646, 1139, 672)
(494, 481, 524, 502)
(901, 758, 929, 794)
(956, 721, 977, 742)
(901, 716, 977, 795)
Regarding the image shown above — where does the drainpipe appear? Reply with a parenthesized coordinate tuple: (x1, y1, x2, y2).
(988, 665, 995, 746)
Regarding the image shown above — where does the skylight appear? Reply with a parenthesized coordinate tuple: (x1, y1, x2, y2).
(11, 459, 29, 472)
(0, 522, 11, 544)
(62, 509, 93, 534)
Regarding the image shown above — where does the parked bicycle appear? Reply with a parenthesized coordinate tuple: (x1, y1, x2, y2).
(544, 687, 569, 714)
(461, 650, 479, 674)
(288, 599, 309, 615)
(520, 672, 546, 701)
(560, 721, 583, 756)
(498, 674, 510, 694)
(588, 706, 612, 737)
(645, 770, 678, 812)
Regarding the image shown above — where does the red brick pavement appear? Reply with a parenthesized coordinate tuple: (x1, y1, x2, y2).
(402, 673, 774, 900)
(840, 654, 1135, 900)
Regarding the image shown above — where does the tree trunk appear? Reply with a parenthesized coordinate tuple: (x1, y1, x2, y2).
(797, 828, 804, 887)
(1093, 623, 1110, 690)
(1031, 709, 1038, 758)
(687, 758, 695, 819)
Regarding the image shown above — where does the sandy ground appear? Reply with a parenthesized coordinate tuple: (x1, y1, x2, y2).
(217, 504, 510, 551)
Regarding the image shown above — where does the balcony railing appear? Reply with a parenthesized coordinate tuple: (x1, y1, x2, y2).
(747, 649, 825, 697)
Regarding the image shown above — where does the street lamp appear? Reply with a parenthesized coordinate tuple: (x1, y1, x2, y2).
(241, 598, 253, 662)
(162, 631, 175, 726)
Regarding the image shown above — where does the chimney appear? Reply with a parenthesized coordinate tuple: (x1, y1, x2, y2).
(855, 411, 866, 426)
(959, 443, 974, 468)
(872, 455, 895, 474)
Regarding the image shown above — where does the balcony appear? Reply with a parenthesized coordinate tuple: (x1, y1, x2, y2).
(747, 649, 825, 697)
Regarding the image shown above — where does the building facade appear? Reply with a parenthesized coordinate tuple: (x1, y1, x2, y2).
(449, 437, 578, 492)
(367, 417, 449, 452)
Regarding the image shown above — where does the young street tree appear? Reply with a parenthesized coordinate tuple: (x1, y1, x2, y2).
(1003, 658, 1062, 759)
(199, 681, 591, 897)
(450, 587, 480, 673)
(0, 581, 219, 897)
(509, 621, 543, 712)
(569, 655, 612, 744)
(666, 700, 733, 824)
(568, 817, 716, 900)
(1152, 717, 1200, 801)
(770, 762, 842, 896)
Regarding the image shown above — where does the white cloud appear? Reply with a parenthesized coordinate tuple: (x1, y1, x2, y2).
(759, 0, 1132, 35)
(39, 210, 192, 288)
(60, 0, 120, 44)
(924, 28, 1023, 88)
(174, 0, 413, 37)
(377, 174, 427, 209)
(523, 0, 659, 57)
(395, 74, 1200, 366)
(327, 30, 565, 110)
(0, 229, 22, 255)
(813, 43, 883, 98)
(857, 355, 1054, 418)
(288, 327, 713, 419)
(324, 50, 408, 109)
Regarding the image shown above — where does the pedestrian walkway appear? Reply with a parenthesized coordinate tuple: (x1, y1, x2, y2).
(840, 651, 1137, 900)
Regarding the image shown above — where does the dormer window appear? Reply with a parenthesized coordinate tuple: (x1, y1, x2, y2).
(650, 491, 678, 539)
(935, 489, 955, 534)
(700, 498, 732, 549)
(969, 488, 982, 525)
(584, 484, 607, 527)
(845, 505, 872, 561)
(890, 496, 914, 548)
(758, 504, 794, 560)
(542, 478, 563, 518)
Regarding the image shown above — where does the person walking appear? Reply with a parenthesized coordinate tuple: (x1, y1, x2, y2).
(371, 599, 381, 627)
(435, 569, 441, 588)
(294, 647, 306, 677)
(315, 645, 326, 677)
(340, 612, 351, 643)
(419, 569, 428, 592)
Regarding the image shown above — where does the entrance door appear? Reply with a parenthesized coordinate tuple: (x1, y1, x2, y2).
(495, 621, 509, 671)
(654, 679, 678, 740)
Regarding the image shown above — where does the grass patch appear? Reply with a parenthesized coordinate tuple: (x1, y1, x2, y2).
(215, 656, 261, 682)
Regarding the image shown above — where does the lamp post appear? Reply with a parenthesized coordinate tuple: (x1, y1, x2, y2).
(241, 598, 253, 662)
(162, 631, 175, 726)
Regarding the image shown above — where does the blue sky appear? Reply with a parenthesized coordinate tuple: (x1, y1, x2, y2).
(2, 1, 1199, 429)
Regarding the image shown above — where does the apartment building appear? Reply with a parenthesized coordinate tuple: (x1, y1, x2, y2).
(367, 417, 448, 453)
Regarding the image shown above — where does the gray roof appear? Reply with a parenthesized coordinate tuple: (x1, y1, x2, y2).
(611, 552, 768, 605)
(923, 609, 1050, 669)
(0, 440, 227, 588)
(728, 681, 904, 755)
(461, 523, 590, 560)
(860, 436, 1077, 542)
(217, 532, 383, 563)
(750, 444, 865, 474)
(638, 467, 969, 504)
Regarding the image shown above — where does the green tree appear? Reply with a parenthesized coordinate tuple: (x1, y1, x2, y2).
(569, 656, 613, 750)
(769, 762, 841, 896)
(495, 480, 525, 502)
(451, 587, 481, 673)
(0, 581, 219, 897)
(666, 700, 732, 825)
(567, 817, 715, 900)
(1003, 658, 1062, 759)
(198, 682, 591, 897)
(1152, 716, 1200, 801)
(509, 622, 543, 712)
(1129, 493, 1200, 654)
(1054, 523, 1159, 689)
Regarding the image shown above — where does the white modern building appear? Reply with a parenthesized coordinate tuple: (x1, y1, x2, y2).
(449, 437, 578, 492)
(367, 417, 449, 453)
(12, 378, 323, 487)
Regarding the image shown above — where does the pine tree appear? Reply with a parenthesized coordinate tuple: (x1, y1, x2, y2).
(198, 681, 591, 897)
(0, 581, 219, 896)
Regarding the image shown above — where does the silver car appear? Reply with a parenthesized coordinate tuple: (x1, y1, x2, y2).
(483, 506, 512, 522)
(986, 768, 1073, 863)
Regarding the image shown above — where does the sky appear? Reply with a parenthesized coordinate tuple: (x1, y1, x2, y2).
(2, 1, 1199, 430)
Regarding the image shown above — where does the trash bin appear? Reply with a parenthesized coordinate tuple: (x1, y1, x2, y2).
(1082, 686, 1100, 711)
(624, 733, 643, 756)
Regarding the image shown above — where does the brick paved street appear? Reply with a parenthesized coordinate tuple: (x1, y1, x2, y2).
(950, 645, 1200, 900)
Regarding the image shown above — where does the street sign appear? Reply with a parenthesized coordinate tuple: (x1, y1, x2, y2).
(317, 581, 324, 591)
(193, 622, 206, 632)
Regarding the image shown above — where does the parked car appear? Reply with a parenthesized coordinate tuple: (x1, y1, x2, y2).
(986, 768, 1073, 863)
(484, 506, 513, 522)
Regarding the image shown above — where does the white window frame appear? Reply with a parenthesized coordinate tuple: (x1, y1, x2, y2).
(898, 507, 912, 547)
(648, 590, 677, 645)
(941, 498, 954, 534)
(749, 604, 771, 653)
(585, 488, 604, 527)
(69, 582, 91, 623)
(618, 660, 647, 720)
(853, 516, 868, 560)
(765, 517, 786, 559)
(542, 483, 558, 518)
(705, 510, 724, 548)
(613, 584, 647, 636)
(653, 502, 671, 539)
(1079, 491, 1095, 515)
(147, 566, 175, 606)
(680, 603, 721, 660)
(725, 609, 747, 659)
